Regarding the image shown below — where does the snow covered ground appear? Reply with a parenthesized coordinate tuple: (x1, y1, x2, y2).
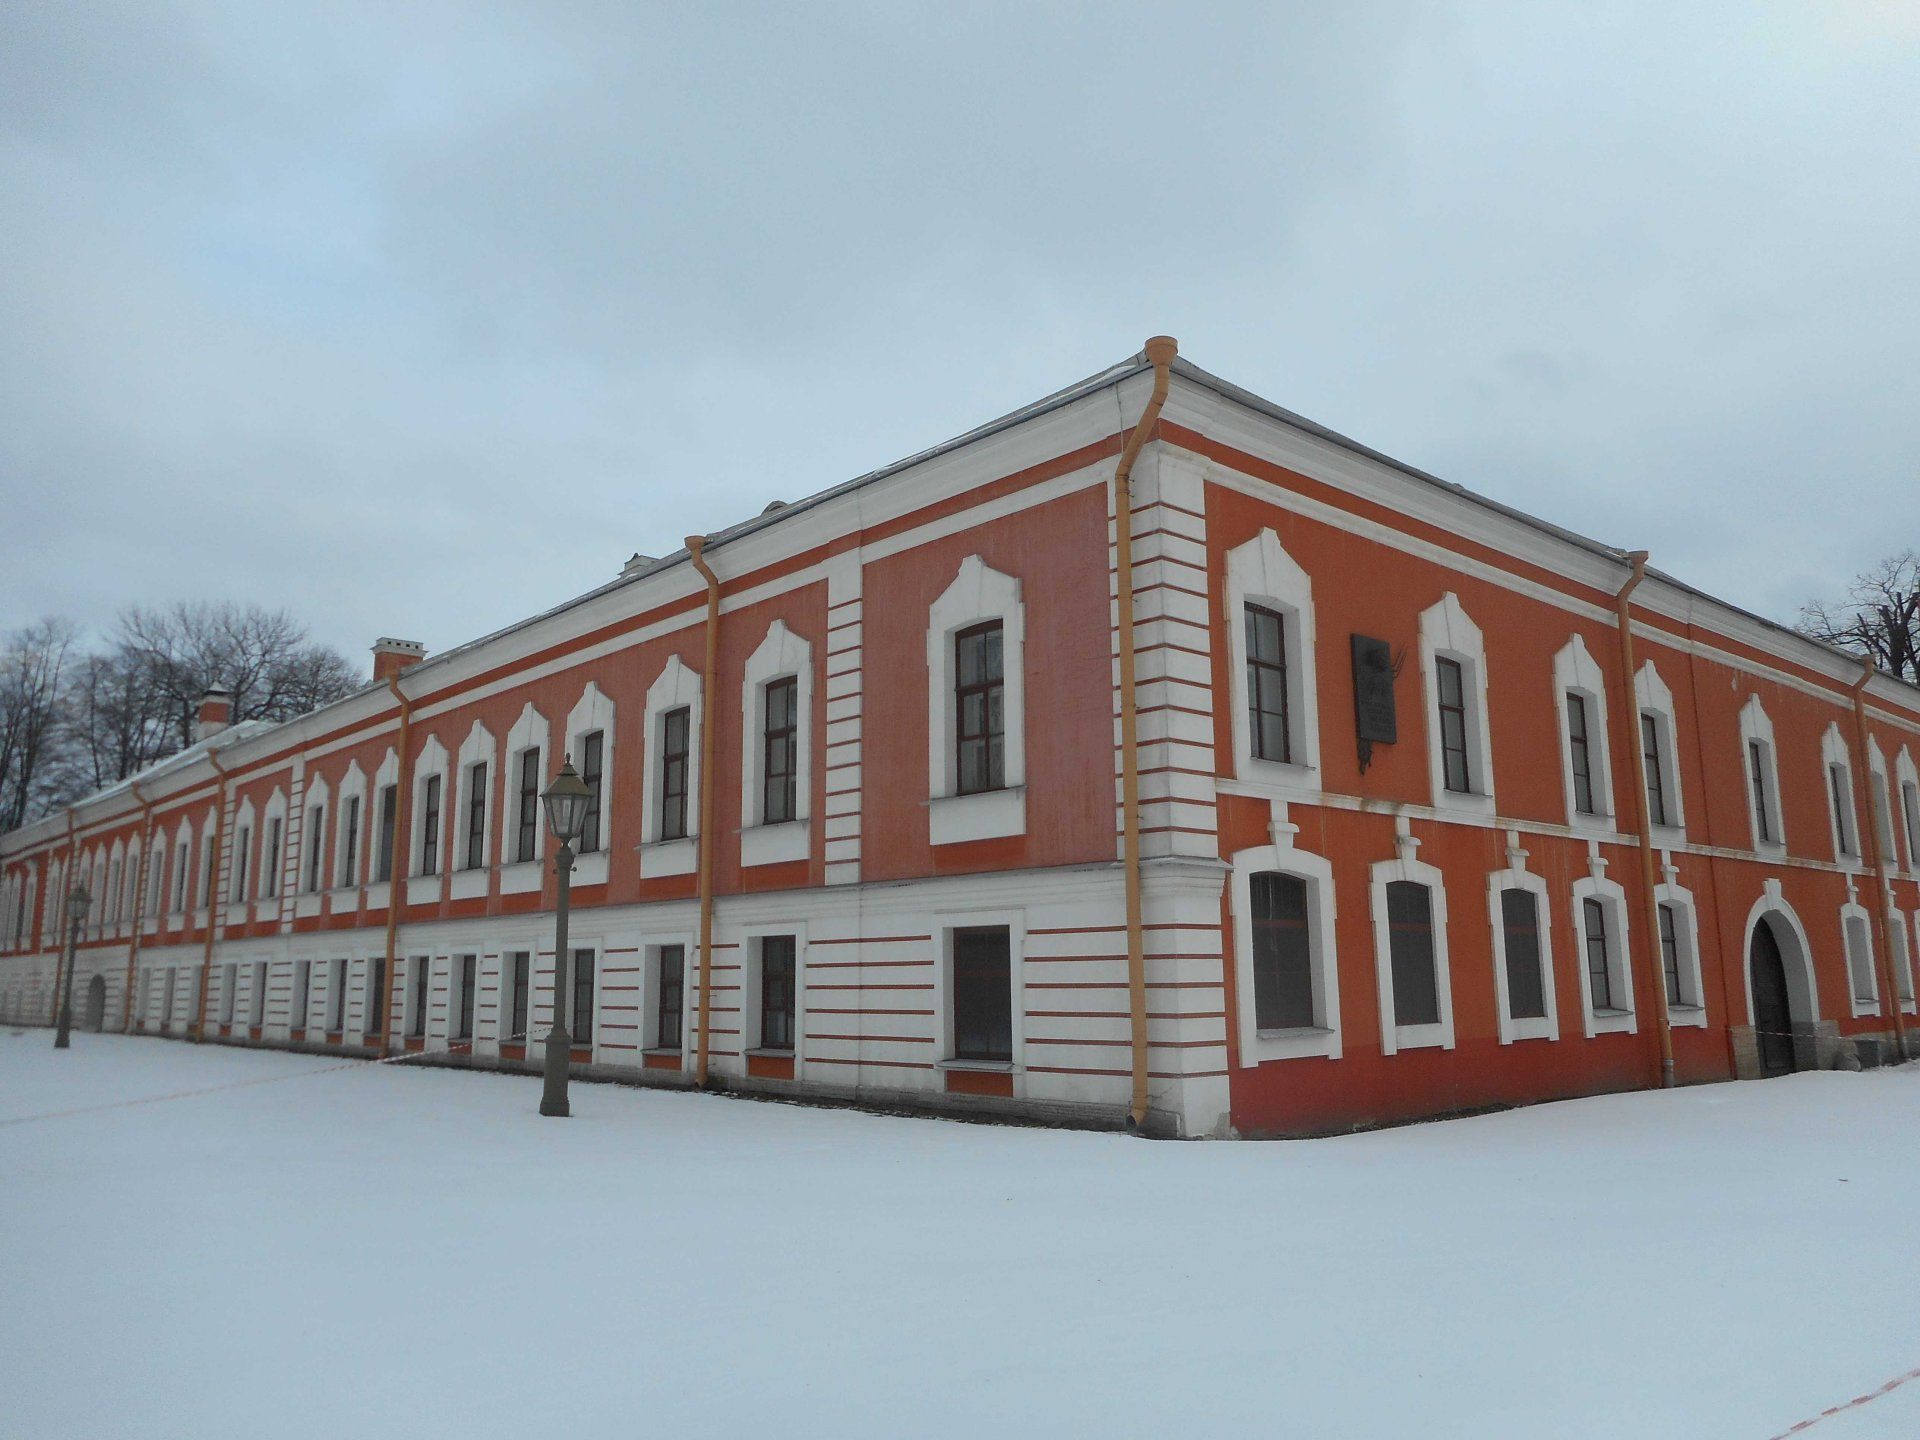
(3, 1032, 1918, 1439)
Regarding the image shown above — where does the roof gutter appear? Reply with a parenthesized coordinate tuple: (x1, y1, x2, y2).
(1849, 661, 1908, 1061)
(1612, 552, 1675, 1088)
(1114, 336, 1178, 1132)
(686, 534, 722, 1088)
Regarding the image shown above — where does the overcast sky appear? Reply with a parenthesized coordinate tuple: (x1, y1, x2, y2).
(3, 2, 1916, 669)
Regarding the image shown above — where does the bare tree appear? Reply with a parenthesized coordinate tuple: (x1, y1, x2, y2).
(1799, 551, 1920, 683)
(115, 602, 361, 750)
(0, 618, 77, 830)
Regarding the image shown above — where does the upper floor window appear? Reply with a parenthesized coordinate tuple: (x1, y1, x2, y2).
(1904, 776, 1920, 871)
(375, 784, 398, 883)
(1554, 635, 1614, 827)
(1749, 742, 1775, 842)
(1245, 606, 1292, 765)
(464, 762, 488, 870)
(1821, 725, 1858, 863)
(340, 793, 361, 889)
(658, 708, 691, 841)
(263, 818, 282, 899)
(305, 803, 327, 893)
(954, 621, 1005, 795)
(1567, 694, 1598, 815)
(516, 748, 541, 864)
(231, 824, 251, 902)
(1738, 696, 1785, 853)
(578, 731, 604, 854)
(419, 775, 442, 876)
(1419, 594, 1494, 813)
(761, 681, 798, 825)
(1641, 713, 1671, 828)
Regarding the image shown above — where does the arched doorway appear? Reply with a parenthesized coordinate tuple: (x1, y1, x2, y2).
(84, 974, 107, 1032)
(1750, 919, 1797, 1076)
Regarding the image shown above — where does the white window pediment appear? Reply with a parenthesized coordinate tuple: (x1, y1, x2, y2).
(1553, 634, 1615, 830)
(333, 761, 367, 891)
(1738, 696, 1786, 856)
(1487, 842, 1559, 1045)
(499, 703, 551, 891)
(1370, 833, 1455, 1055)
(1230, 804, 1340, 1064)
(1654, 871, 1708, 1027)
(1895, 749, 1920, 876)
(1634, 661, 1686, 838)
(1821, 722, 1860, 867)
(926, 556, 1026, 845)
(640, 655, 701, 877)
(1572, 868, 1635, 1037)
(1418, 593, 1495, 817)
(1226, 529, 1321, 792)
(1841, 901, 1879, 1016)
(451, 721, 497, 897)
(564, 682, 616, 881)
(740, 620, 813, 868)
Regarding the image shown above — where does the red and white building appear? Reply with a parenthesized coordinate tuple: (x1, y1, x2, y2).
(4, 339, 1918, 1137)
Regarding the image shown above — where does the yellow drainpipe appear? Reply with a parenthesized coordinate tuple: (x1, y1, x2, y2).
(686, 534, 722, 1087)
(193, 752, 229, 1042)
(1114, 335, 1178, 1131)
(1611, 552, 1675, 1088)
(379, 675, 416, 1054)
(51, 811, 76, 1028)
(122, 780, 154, 1033)
(1849, 659, 1907, 1061)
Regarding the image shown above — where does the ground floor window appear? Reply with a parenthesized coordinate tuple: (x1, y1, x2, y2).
(409, 956, 428, 1037)
(571, 948, 594, 1048)
(1500, 888, 1548, 1021)
(1583, 898, 1616, 1011)
(456, 955, 476, 1040)
(759, 935, 796, 1050)
(250, 961, 267, 1027)
(507, 951, 530, 1041)
(657, 945, 685, 1050)
(1386, 881, 1440, 1028)
(221, 962, 238, 1024)
(952, 926, 1012, 1062)
(367, 956, 386, 1038)
(328, 959, 346, 1031)
(292, 960, 310, 1031)
(1250, 872, 1313, 1030)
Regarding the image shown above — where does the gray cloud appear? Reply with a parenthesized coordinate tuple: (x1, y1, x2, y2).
(2, 1, 1915, 664)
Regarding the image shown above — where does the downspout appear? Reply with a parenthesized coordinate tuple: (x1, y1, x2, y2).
(1849, 660, 1908, 1061)
(1114, 335, 1178, 1131)
(686, 535, 722, 1088)
(1612, 551, 1675, 1089)
(52, 812, 75, 1027)
(193, 752, 229, 1042)
(122, 781, 154, 1033)
(380, 675, 416, 1055)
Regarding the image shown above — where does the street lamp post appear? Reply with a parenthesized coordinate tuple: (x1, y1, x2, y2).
(53, 883, 91, 1051)
(538, 757, 593, 1119)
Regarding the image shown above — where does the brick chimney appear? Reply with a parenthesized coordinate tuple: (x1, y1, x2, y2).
(372, 637, 427, 684)
(195, 686, 233, 742)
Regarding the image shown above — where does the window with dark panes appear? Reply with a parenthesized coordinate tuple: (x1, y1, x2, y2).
(306, 804, 326, 892)
(516, 748, 541, 863)
(954, 622, 1005, 795)
(1249, 872, 1313, 1029)
(659, 708, 691, 840)
(952, 926, 1012, 1062)
(464, 762, 488, 869)
(419, 776, 441, 875)
(328, 958, 346, 1031)
(578, 732, 604, 853)
(376, 784, 398, 882)
(508, 952, 530, 1040)
(657, 945, 685, 1050)
(1748, 741, 1774, 844)
(175, 843, 190, 911)
(1566, 692, 1596, 814)
(1245, 605, 1292, 764)
(232, 826, 250, 901)
(222, 962, 237, 1024)
(1385, 881, 1441, 1027)
(572, 948, 594, 1048)
(762, 679, 799, 825)
(456, 955, 476, 1041)
(1829, 762, 1855, 856)
(1501, 888, 1548, 1021)
(1658, 903, 1682, 1007)
(1641, 713, 1670, 828)
(1435, 657, 1471, 794)
(341, 795, 360, 887)
(367, 956, 387, 1037)
(292, 960, 310, 1031)
(251, 961, 266, 1027)
(1583, 897, 1615, 1010)
(202, 839, 216, 908)
(410, 956, 428, 1037)
(263, 819, 282, 898)
(759, 934, 796, 1049)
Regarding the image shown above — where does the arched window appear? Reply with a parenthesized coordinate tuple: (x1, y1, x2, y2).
(1249, 872, 1313, 1030)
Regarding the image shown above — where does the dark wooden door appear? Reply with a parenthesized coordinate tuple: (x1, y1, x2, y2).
(84, 974, 107, 1032)
(1750, 921, 1796, 1076)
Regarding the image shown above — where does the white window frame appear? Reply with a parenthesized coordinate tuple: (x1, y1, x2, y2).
(565, 681, 616, 885)
(451, 721, 497, 901)
(640, 932, 696, 1062)
(1887, 908, 1915, 1014)
(1738, 696, 1786, 856)
(926, 556, 1027, 845)
(1571, 871, 1636, 1037)
(1896, 748, 1920, 877)
(562, 935, 602, 1057)
(227, 804, 254, 917)
(500, 703, 551, 894)
(1633, 661, 1687, 839)
(739, 621, 814, 868)
(249, 959, 268, 1029)
(1225, 529, 1321, 792)
(1229, 811, 1340, 1064)
(740, 922, 809, 1074)
(366, 748, 400, 904)
(331, 762, 367, 896)
(1417, 593, 1495, 818)
(638, 658, 700, 878)
(1866, 738, 1895, 867)
(1820, 723, 1860, 866)
(1653, 872, 1708, 1027)
(1486, 845, 1559, 1045)
(259, 788, 288, 905)
(1553, 634, 1616, 831)
(1369, 840, 1455, 1054)
(298, 774, 330, 911)
(1841, 901, 1879, 1015)
(932, 907, 1027, 1079)
(408, 736, 450, 897)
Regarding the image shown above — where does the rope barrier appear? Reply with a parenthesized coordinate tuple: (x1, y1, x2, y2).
(1767, 1361, 1920, 1438)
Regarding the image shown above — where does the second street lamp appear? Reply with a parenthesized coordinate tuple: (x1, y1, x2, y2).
(538, 757, 593, 1118)
(53, 883, 91, 1051)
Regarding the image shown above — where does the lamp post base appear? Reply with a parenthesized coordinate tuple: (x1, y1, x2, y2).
(539, 1023, 571, 1117)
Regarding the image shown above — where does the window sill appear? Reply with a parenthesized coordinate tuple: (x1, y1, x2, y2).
(745, 1045, 795, 1058)
(637, 837, 696, 878)
(293, 892, 322, 918)
(1385, 1022, 1452, 1054)
(1668, 1002, 1709, 1030)
(498, 860, 543, 895)
(1431, 788, 1496, 819)
(741, 819, 809, 868)
(448, 868, 488, 901)
(1585, 1005, 1637, 1037)
(938, 1057, 1013, 1073)
(1255, 1025, 1332, 1041)
(929, 787, 1025, 846)
(1499, 1018, 1558, 1044)
(1230, 758, 1324, 796)
(1243, 1023, 1340, 1064)
(570, 849, 609, 887)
